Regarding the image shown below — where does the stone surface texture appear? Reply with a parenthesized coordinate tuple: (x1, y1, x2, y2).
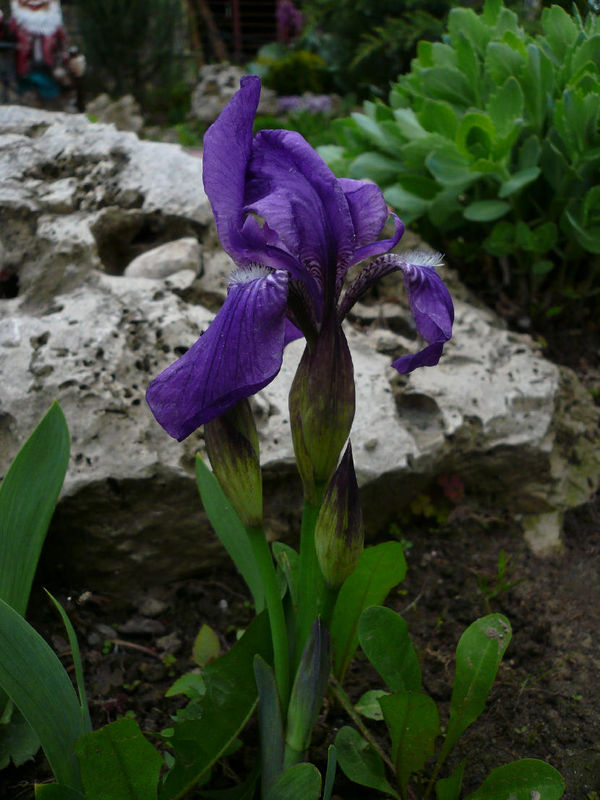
(0, 106, 598, 598)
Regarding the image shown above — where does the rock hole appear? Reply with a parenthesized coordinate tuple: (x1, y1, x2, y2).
(0, 270, 19, 299)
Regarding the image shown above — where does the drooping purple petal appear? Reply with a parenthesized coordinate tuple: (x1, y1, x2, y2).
(394, 255, 454, 373)
(146, 269, 289, 440)
(245, 128, 356, 285)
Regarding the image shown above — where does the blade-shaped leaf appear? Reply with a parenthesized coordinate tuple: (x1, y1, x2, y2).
(463, 758, 564, 800)
(358, 606, 421, 692)
(444, 614, 511, 758)
(435, 760, 466, 800)
(0, 597, 89, 791)
(159, 612, 272, 800)
(75, 718, 162, 800)
(254, 656, 284, 795)
(323, 745, 337, 800)
(0, 401, 70, 616)
(267, 763, 322, 800)
(46, 591, 91, 732)
(195, 456, 264, 611)
(335, 726, 399, 798)
(380, 692, 440, 799)
(331, 543, 407, 681)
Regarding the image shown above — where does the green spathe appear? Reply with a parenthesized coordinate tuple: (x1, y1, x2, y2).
(314, 443, 364, 588)
(204, 398, 262, 527)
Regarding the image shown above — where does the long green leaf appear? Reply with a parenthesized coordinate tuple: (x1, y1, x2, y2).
(0, 597, 89, 791)
(46, 591, 91, 732)
(159, 612, 272, 800)
(0, 401, 70, 616)
(358, 606, 421, 692)
(331, 543, 407, 681)
(463, 758, 564, 800)
(254, 656, 284, 796)
(35, 785, 84, 800)
(195, 457, 264, 611)
(75, 718, 162, 800)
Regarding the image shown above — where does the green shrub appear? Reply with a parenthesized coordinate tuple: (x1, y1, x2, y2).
(248, 43, 331, 95)
(299, 0, 452, 97)
(321, 0, 600, 318)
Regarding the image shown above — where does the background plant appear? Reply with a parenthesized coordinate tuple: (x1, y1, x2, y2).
(320, 0, 600, 321)
(73, 0, 183, 105)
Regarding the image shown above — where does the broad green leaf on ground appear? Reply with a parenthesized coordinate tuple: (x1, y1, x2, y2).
(335, 726, 399, 798)
(443, 614, 512, 759)
(463, 200, 511, 222)
(0, 597, 89, 792)
(463, 758, 564, 800)
(331, 542, 407, 681)
(192, 624, 221, 667)
(358, 606, 421, 692)
(159, 612, 272, 800)
(75, 718, 162, 800)
(267, 763, 321, 800)
(355, 690, 389, 721)
(195, 457, 264, 611)
(380, 692, 440, 799)
(0, 704, 40, 768)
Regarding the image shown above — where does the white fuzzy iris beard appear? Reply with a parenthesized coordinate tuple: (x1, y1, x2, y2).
(10, 1, 63, 36)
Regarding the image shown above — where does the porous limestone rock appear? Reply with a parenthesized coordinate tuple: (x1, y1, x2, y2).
(0, 106, 598, 600)
(0, 104, 212, 304)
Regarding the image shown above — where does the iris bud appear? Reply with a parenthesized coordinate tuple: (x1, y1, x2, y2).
(204, 398, 262, 527)
(289, 319, 355, 504)
(314, 443, 364, 588)
(284, 619, 330, 766)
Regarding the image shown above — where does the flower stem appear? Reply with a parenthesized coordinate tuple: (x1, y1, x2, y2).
(295, 491, 325, 666)
(246, 525, 290, 710)
(329, 675, 397, 774)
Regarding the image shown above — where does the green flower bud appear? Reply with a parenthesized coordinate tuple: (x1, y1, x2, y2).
(315, 443, 364, 588)
(204, 398, 262, 527)
(289, 318, 355, 504)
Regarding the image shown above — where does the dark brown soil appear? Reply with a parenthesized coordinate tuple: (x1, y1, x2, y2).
(1, 490, 599, 800)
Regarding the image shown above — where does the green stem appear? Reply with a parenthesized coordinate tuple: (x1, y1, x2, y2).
(295, 492, 325, 666)
(329, 675, 396, 775)
(320, 582, 339, 630)
(246, 525, 290, 710)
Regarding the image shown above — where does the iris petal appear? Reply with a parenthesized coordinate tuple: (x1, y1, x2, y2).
(246, 129, 356, 281)
(146, 270, 289, 440)
(393, 262, 454, 374)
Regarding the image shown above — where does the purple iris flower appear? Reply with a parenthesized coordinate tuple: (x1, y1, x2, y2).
(146, 76, 454, 441)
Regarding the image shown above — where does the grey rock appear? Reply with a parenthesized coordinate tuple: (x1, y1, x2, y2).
(124, 237, 202, 279)
(190, 64, 278, 123)
(86, 94, 145, 134)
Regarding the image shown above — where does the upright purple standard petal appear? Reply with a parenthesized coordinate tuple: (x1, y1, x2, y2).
(392, 255, 454, 374)
(146, 269, 289, 440)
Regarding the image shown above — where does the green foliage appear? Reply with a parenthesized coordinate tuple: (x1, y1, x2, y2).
(0, 402, 70, 769)
(249, 43, 331, 95)
(322, 1, 600, 317)
(336, 609, 565, 800)
(73, 0, 182, 103)
(299, 0, 450, 96)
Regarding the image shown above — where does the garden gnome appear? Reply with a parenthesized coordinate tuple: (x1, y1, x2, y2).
(8, 0, 85, 104)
